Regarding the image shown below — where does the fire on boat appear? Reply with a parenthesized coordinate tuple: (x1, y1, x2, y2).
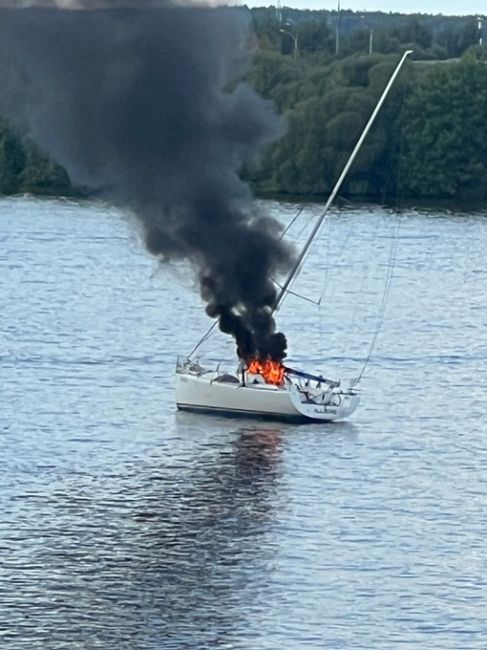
(246, 358, 286, 385)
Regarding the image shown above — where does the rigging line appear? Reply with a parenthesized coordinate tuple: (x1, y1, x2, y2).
(187, 320, 218, 359)
(352, 215, 401, 387)
(295, 207, 318, 241)
(279, 205, 342, 311)
(273, 279, 321, 304)
(317, 214, 354, 307)
(281, 205, 306, 238)
(346, 211, 382, 332)
(281, 289, 321, 305)
(315, 208, 336, 307)
(319, 297, 325, 360)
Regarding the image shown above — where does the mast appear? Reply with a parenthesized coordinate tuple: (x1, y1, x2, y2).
(273, 50, 413, 312)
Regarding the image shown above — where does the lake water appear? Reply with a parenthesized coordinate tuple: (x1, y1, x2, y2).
(1, 196, 486, 649)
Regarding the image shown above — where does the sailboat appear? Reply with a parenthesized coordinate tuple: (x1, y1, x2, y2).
(175, 51, 412, 422)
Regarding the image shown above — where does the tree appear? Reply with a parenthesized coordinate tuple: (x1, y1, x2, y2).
(0, 119, 24, 194)
(399, 60, 487, 200)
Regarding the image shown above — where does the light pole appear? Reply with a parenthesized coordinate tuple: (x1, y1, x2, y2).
(335, 0, 340, 56)
(478, 16, 483, 46)
(280, 28, 298, 59)
(276, 0, 282, 24)
(361, 14, 373, 55)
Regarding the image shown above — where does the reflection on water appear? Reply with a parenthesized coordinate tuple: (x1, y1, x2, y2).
(2, 422, 285, 649)
(129, 425, 283, 648)
(147, 427, 282, 646)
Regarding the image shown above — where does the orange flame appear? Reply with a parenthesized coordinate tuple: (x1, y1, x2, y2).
(247, 358, 286, 386)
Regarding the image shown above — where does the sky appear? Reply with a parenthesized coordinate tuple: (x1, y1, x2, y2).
(242, 0, 486, 17)
(0, 0, 483, 16)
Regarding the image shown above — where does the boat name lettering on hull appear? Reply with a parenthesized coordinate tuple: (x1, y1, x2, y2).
(314, 407, 338, 414)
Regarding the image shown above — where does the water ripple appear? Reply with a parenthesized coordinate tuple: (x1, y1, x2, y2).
(1, 197, 486, 648)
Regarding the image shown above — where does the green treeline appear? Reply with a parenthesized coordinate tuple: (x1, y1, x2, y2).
(0, 119, 71, 196)
(1, 7, 487, 203)
(246, 52, 487, 202)
(245, 8, 487, 202)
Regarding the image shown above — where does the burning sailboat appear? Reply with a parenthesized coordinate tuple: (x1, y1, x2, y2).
(175, 357, 360, 421)
(175, 50, 412, 422)
(0, 5, 411, 422)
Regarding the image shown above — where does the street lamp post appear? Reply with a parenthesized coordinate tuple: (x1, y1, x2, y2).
(478, 17, 483, 47)
(335, 0, 340, 56)
(280, 28, 298, 59)
(361, 14, 373, 55)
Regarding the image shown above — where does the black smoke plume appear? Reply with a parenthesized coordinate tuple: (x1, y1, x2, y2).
(0, 1, 295, 362)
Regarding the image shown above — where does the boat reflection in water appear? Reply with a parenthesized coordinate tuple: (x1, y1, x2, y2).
(127, 422, 285, 648)
(7, 417, 287, 648)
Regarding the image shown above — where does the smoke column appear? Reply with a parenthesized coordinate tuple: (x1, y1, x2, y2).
(0, 1, 295, 362)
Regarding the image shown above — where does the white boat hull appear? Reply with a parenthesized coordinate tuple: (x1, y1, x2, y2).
(175, 367, 359, 422)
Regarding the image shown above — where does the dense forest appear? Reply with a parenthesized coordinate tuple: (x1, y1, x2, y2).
(245, 8, 487, 202)
(1, 6, 487, 203)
